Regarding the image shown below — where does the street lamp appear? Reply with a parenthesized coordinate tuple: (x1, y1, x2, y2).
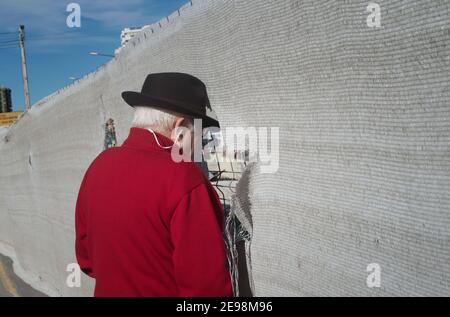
(69, 77, 79, 81)
(89, 51, 115, 58)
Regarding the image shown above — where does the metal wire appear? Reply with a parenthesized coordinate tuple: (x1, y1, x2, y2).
(206, 133, 250, 296)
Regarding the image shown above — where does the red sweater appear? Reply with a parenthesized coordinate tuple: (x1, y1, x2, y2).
(75, 127, 232, 297)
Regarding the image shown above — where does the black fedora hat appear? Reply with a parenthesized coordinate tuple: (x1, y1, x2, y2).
(122, 73, 220, 128)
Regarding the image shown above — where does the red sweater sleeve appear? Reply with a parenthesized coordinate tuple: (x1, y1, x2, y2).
(170, 183, 232, 297)
(75, 173, 95, 278)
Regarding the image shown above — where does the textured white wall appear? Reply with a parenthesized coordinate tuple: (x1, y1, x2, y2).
(0, 0, 449, 296)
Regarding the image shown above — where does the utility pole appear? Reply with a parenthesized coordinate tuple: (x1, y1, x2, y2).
(18, 25, 31, 111)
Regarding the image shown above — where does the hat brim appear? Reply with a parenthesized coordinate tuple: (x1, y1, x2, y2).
(122, 91, 220, 128)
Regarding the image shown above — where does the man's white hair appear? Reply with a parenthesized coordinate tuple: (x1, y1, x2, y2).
(132, 106, 194, 134)
(132, 106, 179, 133)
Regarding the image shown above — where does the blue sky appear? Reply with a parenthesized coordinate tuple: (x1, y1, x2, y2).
(0, 0, 188, 112)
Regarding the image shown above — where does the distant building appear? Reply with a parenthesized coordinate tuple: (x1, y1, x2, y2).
(0, 86, 12, 113)
(0, 112, 23, 127)
(115, 26, 149, 55)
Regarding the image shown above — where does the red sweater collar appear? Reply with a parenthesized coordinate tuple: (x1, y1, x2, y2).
(122, 127, 174, 152)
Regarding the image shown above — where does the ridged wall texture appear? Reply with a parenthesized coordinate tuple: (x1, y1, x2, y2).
(0, 0, 449, 296)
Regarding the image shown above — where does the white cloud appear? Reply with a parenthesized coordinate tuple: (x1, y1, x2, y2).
(76, 0, 160, 28)
(0, 0, 66, 33)
(0, 0, 169, 44)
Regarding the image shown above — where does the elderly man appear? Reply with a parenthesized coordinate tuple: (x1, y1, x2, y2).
(75, 73, 232, 297)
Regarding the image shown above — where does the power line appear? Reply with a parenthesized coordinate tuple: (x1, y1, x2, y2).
(1, 31, 76, 40)
(0, 34, 17, 39)
(0, 43, 18, 47)
(0, 39, 19, 45)
(0, 30, 115, 50)
(1, 31, 113, 43)
(0, 36, 18, 42)
(0, 42, 18, 48)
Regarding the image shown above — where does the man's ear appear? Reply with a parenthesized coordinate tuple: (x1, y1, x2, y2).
(174, 117, 185, 130)
(171, 117, 186, 141)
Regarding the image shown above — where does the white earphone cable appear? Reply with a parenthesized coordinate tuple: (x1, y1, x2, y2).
(147, 128, 174, 150)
